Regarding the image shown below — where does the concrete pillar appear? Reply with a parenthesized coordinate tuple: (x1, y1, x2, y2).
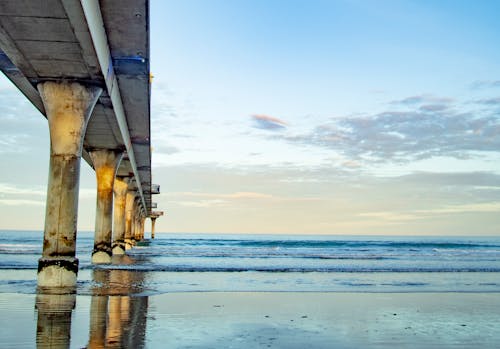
(131, 202, 137, 242)
(150, 217, 157, 239)
(37, 81, 101, 293)
(89, 149, 123, 264)
(133, 202, 142, 241)
(124, 191, 136, 250)
(112, 177, 129, 255)
(141, 216, 146, 240)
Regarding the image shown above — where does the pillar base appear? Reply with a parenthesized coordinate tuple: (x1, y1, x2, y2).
(112, 243, 125, 255)
(124, 239, 135, 250)
(37, 258, 78, 294)
(91, 251, 112, 264)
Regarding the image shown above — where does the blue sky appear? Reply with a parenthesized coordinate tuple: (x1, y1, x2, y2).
(1, 0, 500, 234)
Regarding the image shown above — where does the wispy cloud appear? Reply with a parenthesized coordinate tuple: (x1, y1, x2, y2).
(358, 211, 421, 222)
(280, 98, 500, 164)
(359, 201, 500, 223)
(470, 80, 500, 89)
(178, 199, 226, 208)
(0, 184, 46, 206)
(419, 104, 450, 112)
(390, 94, 454, 106)
(474, 97, 500, 105)
(174, 191, 274, 200)
(154, 144, 180, 155)
(0, 199, 45, 206)
(0, 183, 45, 196)
(172, 191, 273, 208)
(418, 202, 500, 214)
(251, 114, 288, 131)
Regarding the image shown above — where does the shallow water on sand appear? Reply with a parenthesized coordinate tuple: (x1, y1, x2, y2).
(1, 291, 500, 348)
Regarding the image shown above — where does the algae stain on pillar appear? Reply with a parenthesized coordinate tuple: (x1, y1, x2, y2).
(90, 149, 123, 264)
(37, 81, 102, 293)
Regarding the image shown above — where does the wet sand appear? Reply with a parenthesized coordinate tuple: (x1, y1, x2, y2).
(1, 291, 499, 348)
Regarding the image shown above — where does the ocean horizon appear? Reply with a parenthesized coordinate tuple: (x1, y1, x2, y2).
(1, 229, 500, 294)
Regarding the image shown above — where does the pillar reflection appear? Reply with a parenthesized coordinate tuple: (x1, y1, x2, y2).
(35, 294, 76, 349)
(35, 260, 150, 348)
(87, 263, 149, 348)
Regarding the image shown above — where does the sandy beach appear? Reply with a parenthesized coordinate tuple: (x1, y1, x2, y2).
(1, 291, 499, 348)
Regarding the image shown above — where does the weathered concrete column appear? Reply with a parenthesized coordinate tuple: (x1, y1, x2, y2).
(112, 177, 129, 255)
(133, 203, 142, 241)
(37, 81, 101, 293)
(124, 191, 136, 250)
(132, 198, 141, 242)
(150, 217, 157, 239)
(140, 216, 145, 240)
(90, 149, 123, 264)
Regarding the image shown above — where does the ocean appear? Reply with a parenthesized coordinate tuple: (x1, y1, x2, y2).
(1, 230, 500, 294)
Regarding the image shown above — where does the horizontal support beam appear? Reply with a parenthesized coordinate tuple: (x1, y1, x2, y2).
(80, 0, 147, 213)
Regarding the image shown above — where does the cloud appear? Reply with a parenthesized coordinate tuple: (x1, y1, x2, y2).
(178, 199, 226, 208)
(172, 191, 273, 208)
(0, 182, 46, 208)
(0, 183, 45, 196)
(418, 202, 500, 214)
(281, 100, 500, 164)
(0, 198, 44, 206)
(419, 104, 449, 112)
(475, 97, 500, 105)
(174, 191, 274, 200)
(359, 202, 500, 223)
(391, 94, 454, 106)
(341, 160, 362, 169)
(251, 114, 288, 131)
(154, 144, 180, 155)
(470, 80, 500, 89)
(358, 211, 421, 222)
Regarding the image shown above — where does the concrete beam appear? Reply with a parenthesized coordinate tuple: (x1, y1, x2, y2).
(80, 0, 147, 214)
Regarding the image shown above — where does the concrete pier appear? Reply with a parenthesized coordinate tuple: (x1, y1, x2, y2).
(37, 81, 101, 293)
(90, 149, 123, 264)
(112, 177, 129, 255)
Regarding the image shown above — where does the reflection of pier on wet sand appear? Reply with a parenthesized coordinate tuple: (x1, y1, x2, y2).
(36, 263, 149, 349)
